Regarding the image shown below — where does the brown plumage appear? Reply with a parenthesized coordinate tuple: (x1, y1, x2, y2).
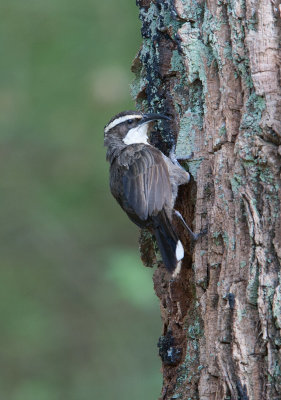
(110, 145, 171, 221)
(104, 111, 190, 274)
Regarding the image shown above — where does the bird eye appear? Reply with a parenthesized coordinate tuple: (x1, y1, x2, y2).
(127, 119, 133, 124)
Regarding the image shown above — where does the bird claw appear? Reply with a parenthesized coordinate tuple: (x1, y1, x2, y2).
(192, 226, 208, 241)
(169, 145, 194, 165)
(178, 152, 194, 161)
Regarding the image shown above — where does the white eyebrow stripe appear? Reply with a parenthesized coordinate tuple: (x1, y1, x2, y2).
(104, 114, 142, 133)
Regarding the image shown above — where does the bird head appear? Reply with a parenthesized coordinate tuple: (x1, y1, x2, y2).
(104, 111, 171, 147)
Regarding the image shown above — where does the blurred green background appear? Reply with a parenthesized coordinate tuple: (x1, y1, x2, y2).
(0, 1, 162, 399)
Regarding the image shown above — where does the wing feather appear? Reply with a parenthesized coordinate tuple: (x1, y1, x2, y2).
(122, 147, 171, 220)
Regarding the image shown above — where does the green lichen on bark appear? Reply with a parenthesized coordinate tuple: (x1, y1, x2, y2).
(246, 260, 259, 305)
(174, 315, 203, 396)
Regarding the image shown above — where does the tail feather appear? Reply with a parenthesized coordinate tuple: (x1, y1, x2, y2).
(152, 211, 184, 274)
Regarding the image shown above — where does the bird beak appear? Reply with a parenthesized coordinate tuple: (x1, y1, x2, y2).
(141, 113, 171, 124)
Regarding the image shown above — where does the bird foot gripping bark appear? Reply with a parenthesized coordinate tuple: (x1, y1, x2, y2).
(174, 210, 208, 241)
(169, 144, 194, 167)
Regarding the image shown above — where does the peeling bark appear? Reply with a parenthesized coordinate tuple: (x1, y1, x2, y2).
(132, 0, 281, 399)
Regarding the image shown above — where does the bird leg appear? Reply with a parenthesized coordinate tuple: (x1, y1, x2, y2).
(177, 154, 194, 161)
(169, 144, 193, 168)
(174, 210, 207, 241)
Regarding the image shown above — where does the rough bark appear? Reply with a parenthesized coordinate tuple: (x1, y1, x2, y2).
(132, 0, 281, 399)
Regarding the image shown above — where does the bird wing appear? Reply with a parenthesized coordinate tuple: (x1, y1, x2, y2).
(122, 147, 172, 220)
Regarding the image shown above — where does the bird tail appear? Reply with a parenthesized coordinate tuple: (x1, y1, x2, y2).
(152, 210, 184, 276)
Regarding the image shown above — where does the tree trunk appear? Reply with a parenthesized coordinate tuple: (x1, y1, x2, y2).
(132, 0, 281, 399)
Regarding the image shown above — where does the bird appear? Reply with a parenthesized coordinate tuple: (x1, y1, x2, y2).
(104, 110, 201, 276)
